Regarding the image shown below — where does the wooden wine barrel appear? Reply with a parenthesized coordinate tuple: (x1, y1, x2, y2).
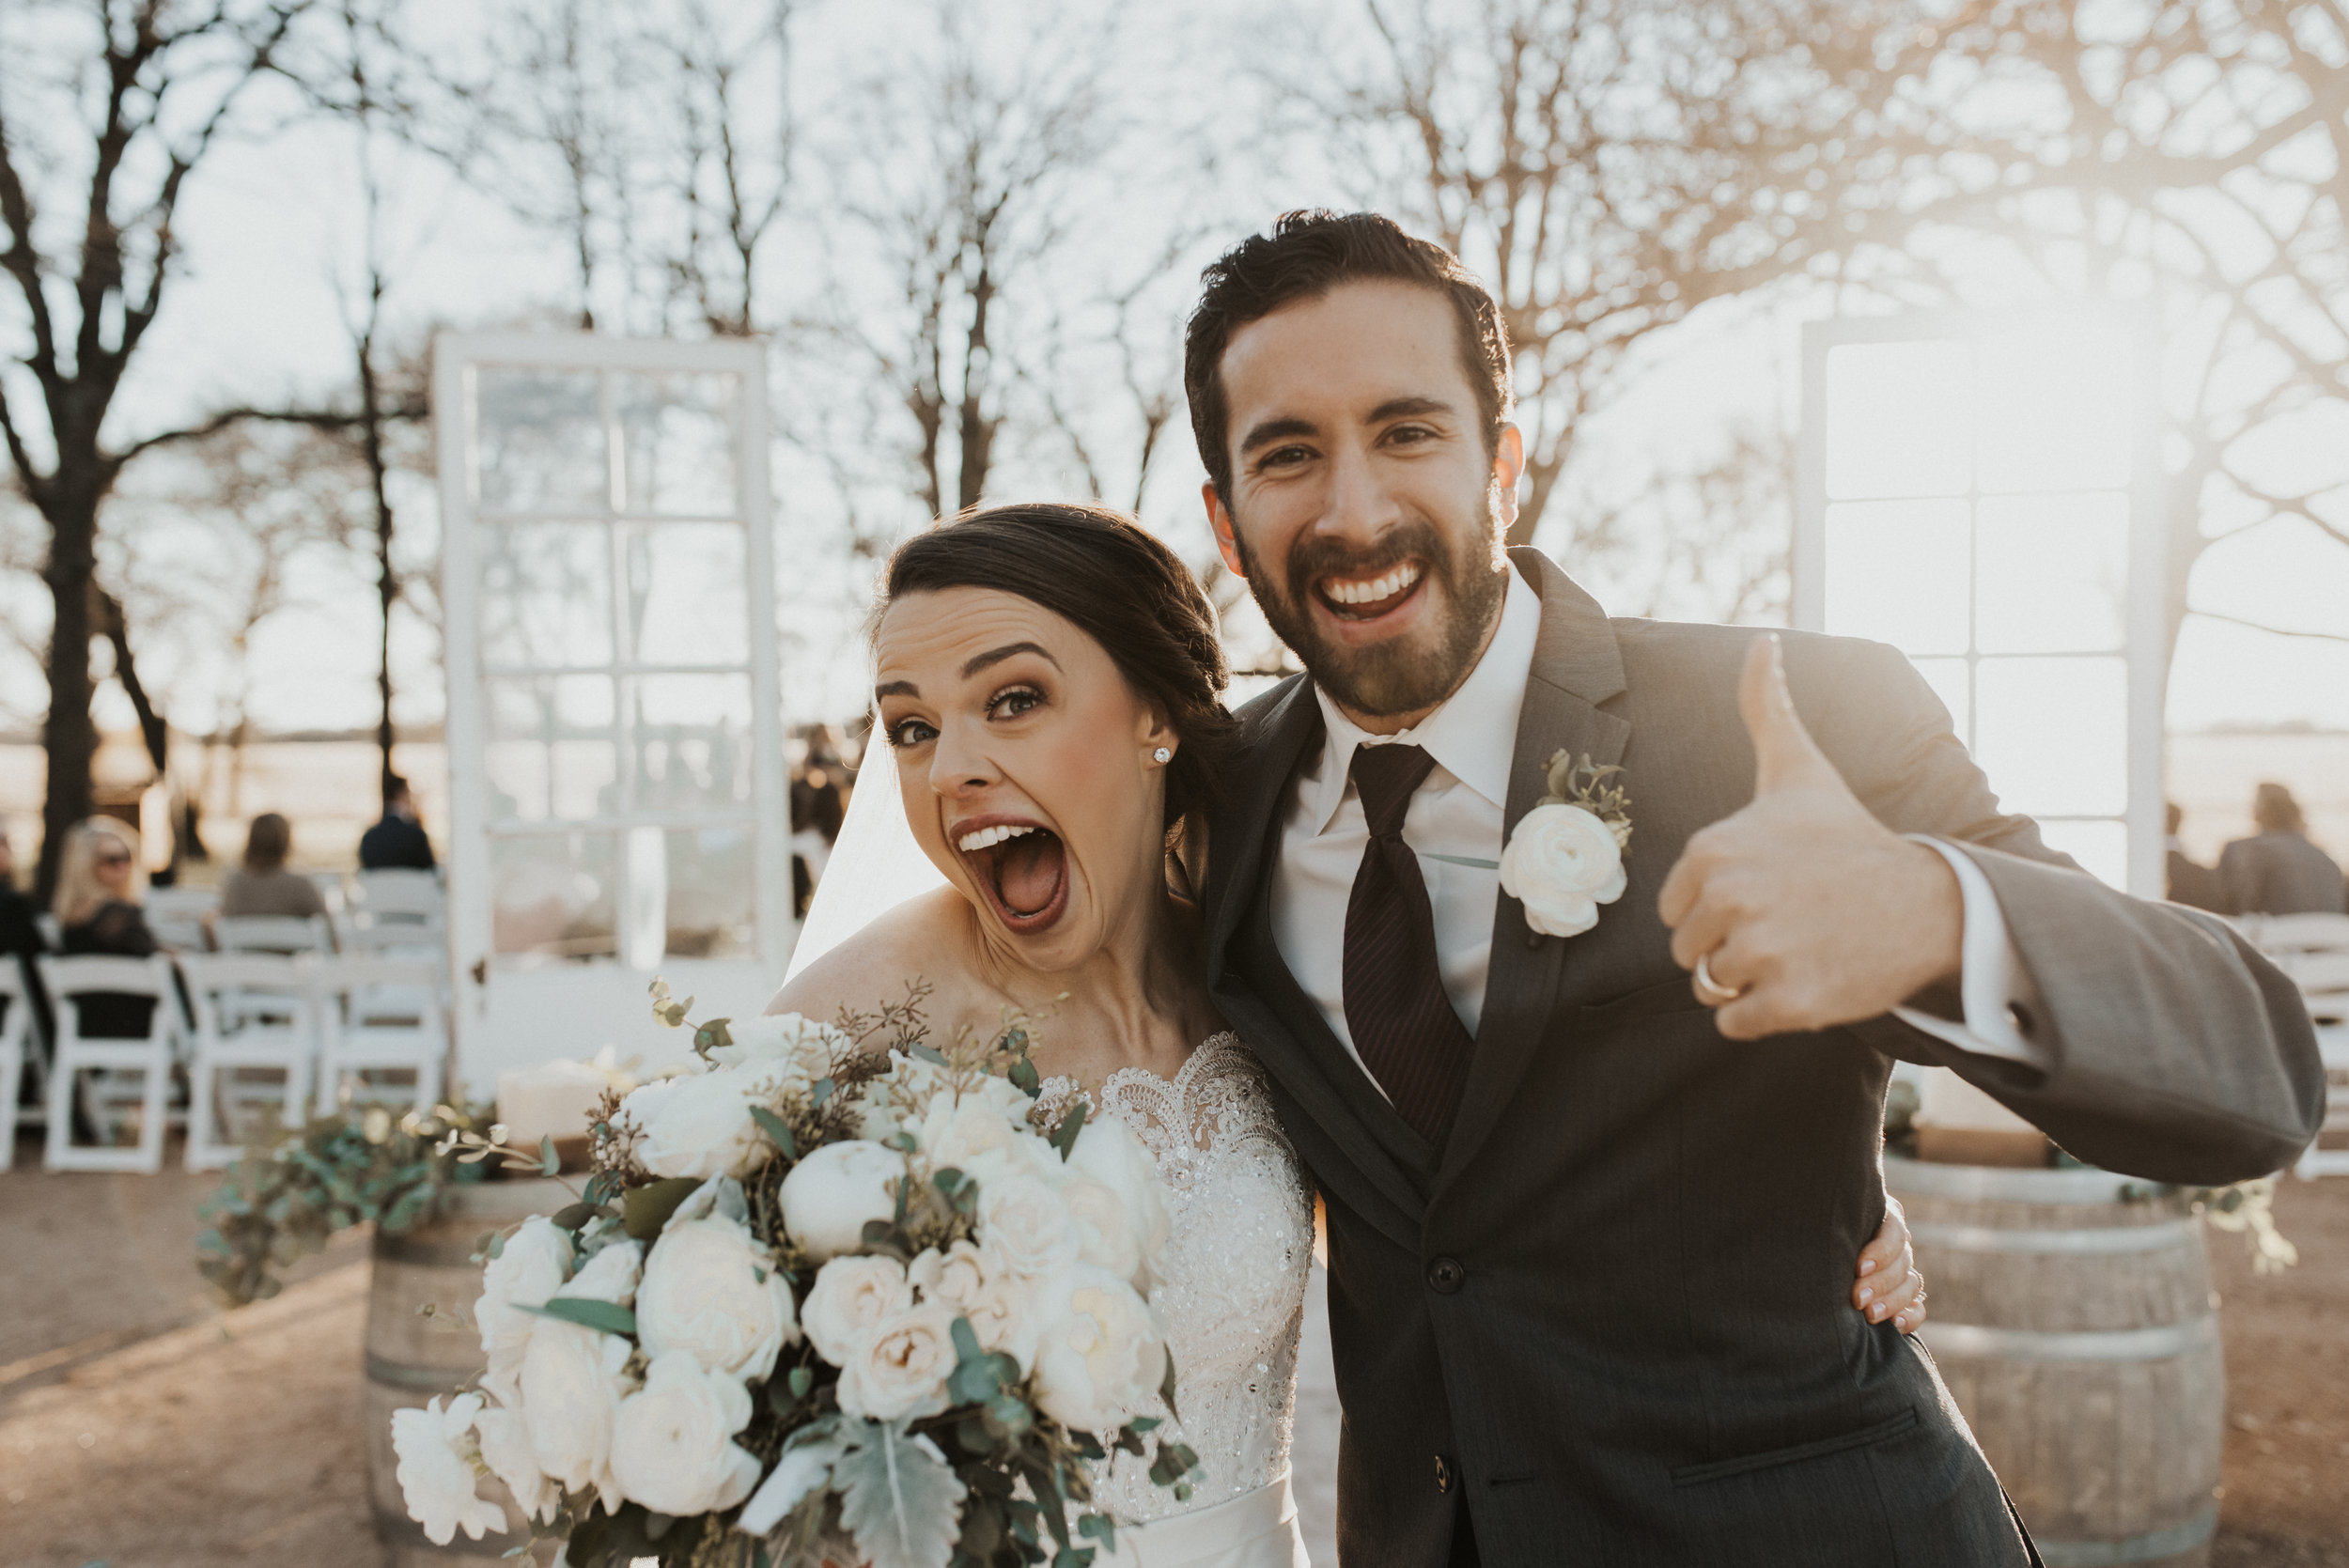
(363, 1176, 570, 1567)
(1887, 1155, 2222, 1568)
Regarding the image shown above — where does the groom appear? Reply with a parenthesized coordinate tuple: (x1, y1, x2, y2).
(1187, 211, 2322, 1567)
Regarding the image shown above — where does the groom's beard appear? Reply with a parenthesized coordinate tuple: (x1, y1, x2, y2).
(1240, 514, 1509, 720)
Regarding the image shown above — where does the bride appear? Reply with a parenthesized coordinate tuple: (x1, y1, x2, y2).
(770, 502, 1925, 1568)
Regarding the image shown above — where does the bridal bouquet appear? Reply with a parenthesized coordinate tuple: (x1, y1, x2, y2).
(391, 982, 1199, 1568)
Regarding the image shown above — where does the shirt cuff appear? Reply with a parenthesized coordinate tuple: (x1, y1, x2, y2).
(1890, 836, 2049, 1068)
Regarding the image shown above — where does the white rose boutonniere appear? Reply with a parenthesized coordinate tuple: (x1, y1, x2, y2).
(1499, 752, 1632, 939)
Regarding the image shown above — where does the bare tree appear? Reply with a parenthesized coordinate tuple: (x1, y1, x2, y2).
(0, 0, 311, 896)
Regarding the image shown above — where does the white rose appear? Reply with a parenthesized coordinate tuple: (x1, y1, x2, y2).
(625, 1068, 784, 1184)
(473, 1401, 559, 1525)
(1063, 1114, 1171, 1289)
(391, 1392, 506, 1545)
(609, 1352, 764, 1517)
(474, 1216, 574, 1405)
(856, 1054, 953, 1138)
(1029, 1266, 1167, 1435)
(637, 1210, 800, 1381)
(801, 1254, 912, 1366)
(834, 1301, 958, 1423)
(910, 1239, 1034, 1369)
(974, 1171, 1081, 1280)
(708, 1012, 846, 1081)
(1498, 801, 1628, 939)
(778, 1140, 905, 1261)
(516, 1239, 644, 1509)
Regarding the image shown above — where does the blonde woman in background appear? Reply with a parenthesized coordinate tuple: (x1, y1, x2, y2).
(52, 817, 163, 1037)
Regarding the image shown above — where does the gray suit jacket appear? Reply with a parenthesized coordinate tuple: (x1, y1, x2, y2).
(2218, 831, 2347, 916)
(1202, 550, 2323, 1568)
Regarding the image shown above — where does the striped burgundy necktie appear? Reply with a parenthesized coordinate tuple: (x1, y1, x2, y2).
(1342, 743, 1476, 1146)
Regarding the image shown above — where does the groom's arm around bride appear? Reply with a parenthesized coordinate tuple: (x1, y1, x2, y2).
(1187, 210, 2323, 1568)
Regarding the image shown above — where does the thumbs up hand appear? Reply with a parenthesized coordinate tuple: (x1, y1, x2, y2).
(1657, 635, 1965, 1041)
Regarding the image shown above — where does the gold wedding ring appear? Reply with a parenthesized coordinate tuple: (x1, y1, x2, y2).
(1693, 953, 1745, 1005)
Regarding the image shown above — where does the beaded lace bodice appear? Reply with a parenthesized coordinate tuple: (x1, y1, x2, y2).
(1034, 1034, 1313, 1523)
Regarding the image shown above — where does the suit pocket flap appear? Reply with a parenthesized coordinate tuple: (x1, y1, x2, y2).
(1670, 1407, 1920, 1486)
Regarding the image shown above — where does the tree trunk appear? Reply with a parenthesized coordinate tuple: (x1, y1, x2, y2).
(356, 323, 398, 807)
(37, 490, 100, 906)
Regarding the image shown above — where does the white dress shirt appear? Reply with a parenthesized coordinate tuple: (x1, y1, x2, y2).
(1269, 561, 2046, 1094)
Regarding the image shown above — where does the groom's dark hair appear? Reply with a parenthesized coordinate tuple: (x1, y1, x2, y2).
(1184, 210, 1514, 505)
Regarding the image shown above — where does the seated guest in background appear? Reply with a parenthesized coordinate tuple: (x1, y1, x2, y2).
(2165, 801, 2225, 910)
(0, 820, 41, 959)
(52, 817, 163, 1037)
(359, 775, 436, 872)
(2220, 782, 2347, 915)
(218, 812, 327, 919)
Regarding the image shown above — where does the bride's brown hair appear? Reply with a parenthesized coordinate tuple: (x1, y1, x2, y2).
(879, 502, 1239, 831)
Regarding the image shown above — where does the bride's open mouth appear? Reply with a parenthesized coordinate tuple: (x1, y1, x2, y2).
(953, 815, 1070, 935)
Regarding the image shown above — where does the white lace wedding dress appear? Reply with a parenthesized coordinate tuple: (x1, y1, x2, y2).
(1034, 1034, 1315, 1568)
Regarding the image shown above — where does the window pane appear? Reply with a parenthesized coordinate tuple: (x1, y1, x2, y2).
(624, 523, 748, 666)
(664, 824, 757, 959)
(1823, 341, 1973, 501)
(625, 674, 754, 813)
(1974, 322, 2134, 494)
(480, 521, 613, 669)
(618, 372, 739, 516)
(490, 831, 616, 960)
(485, 676, 616, 822)
(2036, 819, 2128, 890)
(1975, 657, 2127, 816)
(1823, 500, 1971, 655)
(1909, 657, 1970, 741)
(1974, 493, 2129, 653)
(476, 369, 607, 514)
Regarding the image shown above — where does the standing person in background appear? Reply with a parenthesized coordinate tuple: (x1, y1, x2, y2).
(2220, 783, 2347, 916)
(52, 818, 163, 1037)
(2165, 801, 2225, 911)
(359, 776, 436, 872)
(217, 813, 327, 919)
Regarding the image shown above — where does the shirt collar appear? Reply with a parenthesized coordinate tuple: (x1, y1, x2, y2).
(1298, 561, 1544, 836)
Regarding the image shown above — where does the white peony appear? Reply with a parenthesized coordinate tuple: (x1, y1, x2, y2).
(473, 1401, 559, 1525)
(609, 1352, 765, 1517)
(974, 1171, 1081, 1280)
(833, 1301, 958, 1423)
(474, 1216, 574, 1405)
(623, 1065, 791, 1184)
(515, 1239, 643, 1509)
(778, 1140, 905, 1260)
(801, 1254, 912, 1366)
(1498, 801, 1628, 939)
(1063, 1114, 1171, 1289)
(708, 1011, 846, 1080)
(910, 1238, 1035, 1369)
(391, 1392, 506, 1545)
(1029, 1266, 1168, 1435)
(636, 1208, 800, 1381)
(854, 1053, 953, 1139)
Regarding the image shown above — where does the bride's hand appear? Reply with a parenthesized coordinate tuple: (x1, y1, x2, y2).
(1853, 1196, 1926, 1335)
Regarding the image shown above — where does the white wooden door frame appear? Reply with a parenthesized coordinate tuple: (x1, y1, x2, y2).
(434, 332, 786, 1097)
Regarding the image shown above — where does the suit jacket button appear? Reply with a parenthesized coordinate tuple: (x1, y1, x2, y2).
(1426, 1256, 1466, 1295)
(1434, 1454, 1455, 1494)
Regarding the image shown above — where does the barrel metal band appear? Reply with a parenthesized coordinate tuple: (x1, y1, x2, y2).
(1920, 1316, 2217, 1363)
(1909, 1219, 2195, 1255)
(2034, 1505, 2217, 1566)
(365, 1350, 476, 1391)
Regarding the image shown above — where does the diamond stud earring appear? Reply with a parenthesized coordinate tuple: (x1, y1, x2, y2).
(1152, 747, 1172, 764)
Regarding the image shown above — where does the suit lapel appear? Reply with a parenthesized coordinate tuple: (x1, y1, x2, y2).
(1435, 549, 1632, 1194)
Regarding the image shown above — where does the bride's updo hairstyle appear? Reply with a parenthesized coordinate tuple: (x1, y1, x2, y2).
(879, 502, 1238, 831)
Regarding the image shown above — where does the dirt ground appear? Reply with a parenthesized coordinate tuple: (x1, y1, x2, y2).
(1, 1134, 2341, 1567)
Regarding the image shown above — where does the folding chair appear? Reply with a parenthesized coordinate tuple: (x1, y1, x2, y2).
(38, 954, 183, 1173)
(180, 954, 318, 1170)
(2249, 911, 2349, 957)
(145, 888, 215, 952)
(0, 957, 30, 1170)
(313, 956, 445, 1116)
(213, 913, 334, 955)
(352, 868, 444, 924)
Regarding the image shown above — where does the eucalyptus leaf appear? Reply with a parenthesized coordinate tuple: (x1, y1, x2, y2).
(749, 1105, 797, 1158)
(522, 1296, 637, 1336)
(623, 1176, 704, 1240)
(834, 1421, 967, 1568)
(1050, 1100, 1087, 1162)
(538, 1135, 560, 1177)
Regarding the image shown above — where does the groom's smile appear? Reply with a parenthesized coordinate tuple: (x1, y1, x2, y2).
(1203, 278, 1523, 732)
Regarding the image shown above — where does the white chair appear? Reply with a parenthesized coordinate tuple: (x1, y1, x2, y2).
(0, 957, 31, 1170)
(213, 913, 334, 955)
(2295, 1023, 2349, 1181)
(38, 954, 183, 1173)
(313, 956, 444, 1117)
(352, 868, 444, 924)
(2246, 911, 2349, 956)
(180, 954, 317, 1170)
